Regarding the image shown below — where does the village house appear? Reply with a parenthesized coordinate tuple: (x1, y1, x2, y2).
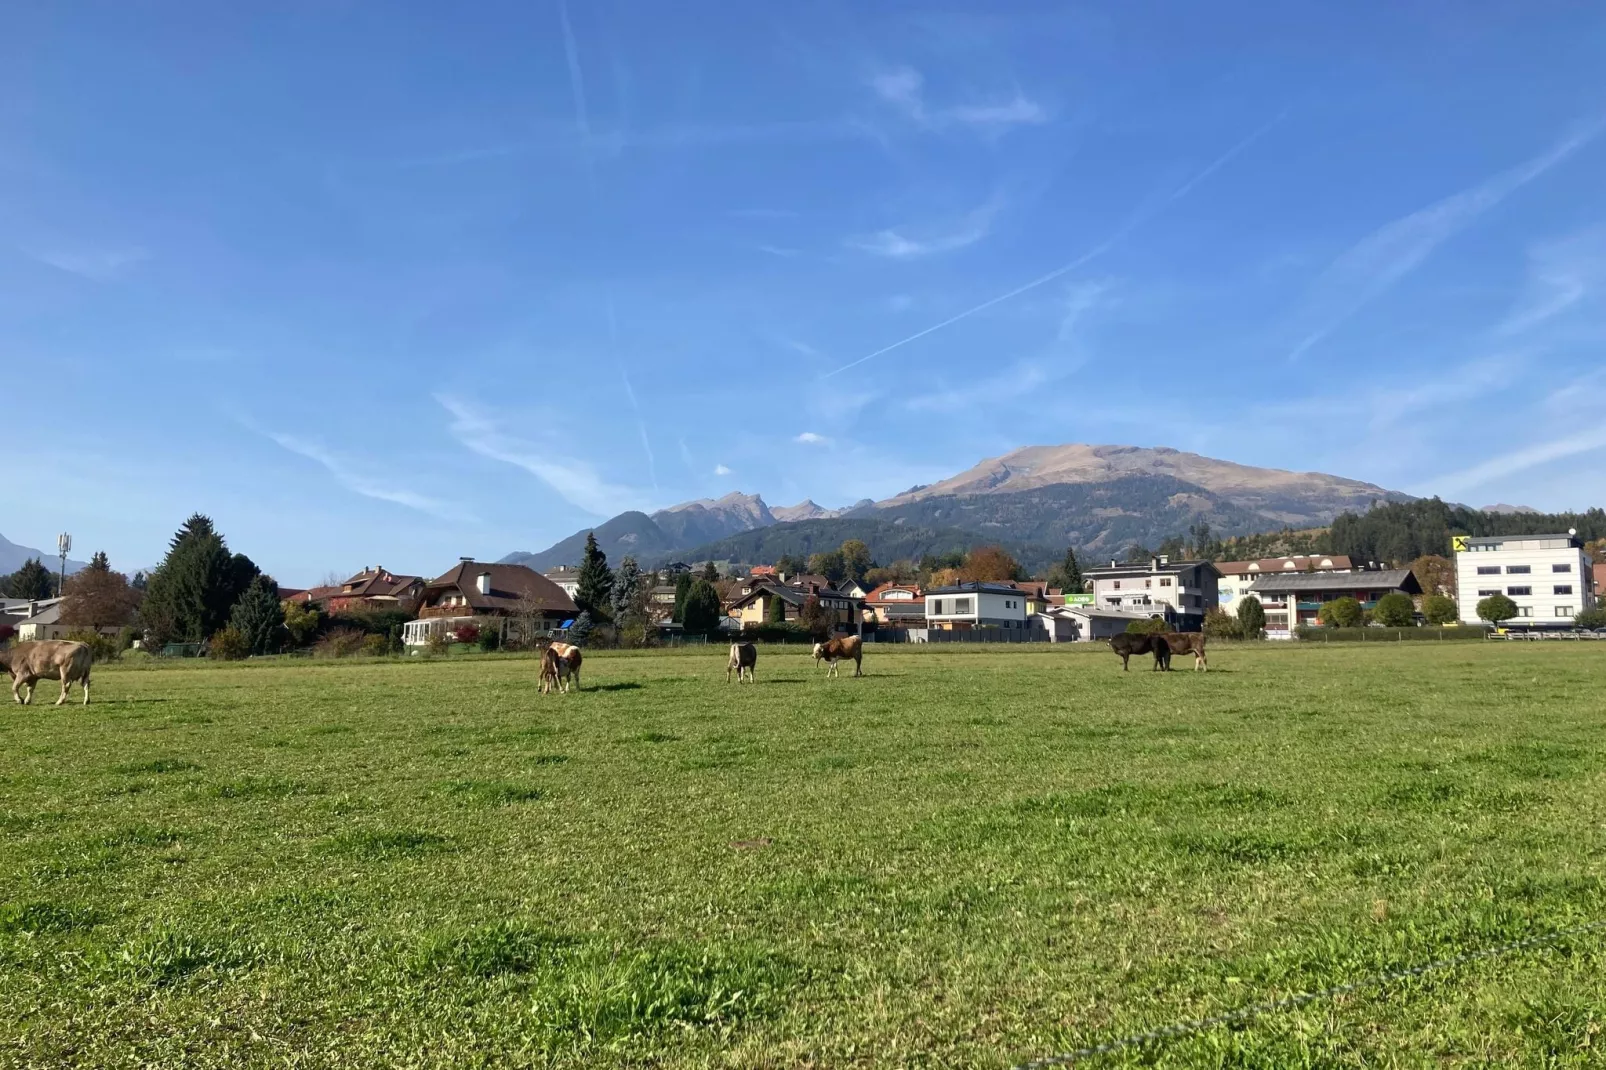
(727, 577, 863, 634)
(1081, 557, 1221, 632)
(865, 583, 925, 626)
(319, 566, 424, 613)
(1215, 555, 1355, 611)
(924, 581, 1030, 632)
(542, 567, 581, 598)
(401, 559, 576, 647)
(1247, 568, 1422, 638)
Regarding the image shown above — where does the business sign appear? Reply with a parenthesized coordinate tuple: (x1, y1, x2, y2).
(1451, 535, 1470, 552)
(1063, 593, 1094, 606)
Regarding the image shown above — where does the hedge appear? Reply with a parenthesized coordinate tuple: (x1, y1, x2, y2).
(1294, 626, 1488, 642)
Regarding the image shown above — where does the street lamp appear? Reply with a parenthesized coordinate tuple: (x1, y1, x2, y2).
(57, 533, 71, 597)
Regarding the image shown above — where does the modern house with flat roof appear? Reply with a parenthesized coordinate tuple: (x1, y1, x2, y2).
(1246, 568, 1421, 638)
(1080, 557, 1220, 632)
(924, 582, 1030, 631)
(1453, 532, 1594, 628)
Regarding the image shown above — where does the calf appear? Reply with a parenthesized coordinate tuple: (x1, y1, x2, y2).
(1107, 632, 1170, 672)
(726, 642, 757, 683)
(0, 640, 93, 705)
(1161, 632, 1208, 671)
(812, 634, 862, 678)
(539, 642, 583, 693)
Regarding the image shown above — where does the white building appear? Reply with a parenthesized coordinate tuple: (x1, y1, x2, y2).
(1080, 557, 1221, 632)
(924, 582, 1030, 632)
(1215, 555, 1355, 611)
(1455, 532, 1594, 627)
(542, 567, 581, 598)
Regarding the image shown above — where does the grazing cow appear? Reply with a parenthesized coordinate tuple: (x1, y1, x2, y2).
(1161, 632, 1208, 671)
(812, 634, 862, 678)
(1107, 632, 1170, 672)
(0, 640, 93, 705)
(539, 642, 583, 693)
(726, 642, 757, 683)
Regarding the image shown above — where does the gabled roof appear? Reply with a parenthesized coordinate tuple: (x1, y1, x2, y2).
(337, 568, 423, 598)
(865, 583, 922, 603)
(421, 561, 577, 614)
(1246, 568, 1420, 595)
(17, 602, 63, 626)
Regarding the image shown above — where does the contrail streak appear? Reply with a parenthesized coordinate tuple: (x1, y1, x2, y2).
(821, 111, 1287, 380)
(557, 0, 590, 139)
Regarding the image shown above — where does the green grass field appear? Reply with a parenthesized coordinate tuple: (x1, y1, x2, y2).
(2, 642, 1603, 1068)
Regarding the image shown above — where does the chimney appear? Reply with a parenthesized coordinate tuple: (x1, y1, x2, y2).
(1151, 556, 1160, 572)
(460, 556, 474, 564)
(1110, 559, 1118, 568)
(477, 572, 491, 596)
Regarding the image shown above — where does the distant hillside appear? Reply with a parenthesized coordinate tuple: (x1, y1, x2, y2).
(676, 519, 1058, 574)
(0, 533, 87, 577)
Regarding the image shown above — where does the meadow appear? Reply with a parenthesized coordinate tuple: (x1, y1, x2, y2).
(1, 641, 1603, 1068)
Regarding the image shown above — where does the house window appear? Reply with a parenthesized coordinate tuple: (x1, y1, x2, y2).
(1517, 606, 1532, 617)
(1506, 565, 1531, 574)
(954, 598, 974, 615)
(931, 599, 944, 615)
(1160, 578, 1172, 587)
(1554, 585, 1573, 595)
(1144, 579, 1152, 588)
(1507, 586, 1532, 597)
(1113, 581, 1121, 590)
(1478, 589, 1499, 597)
(1557, 606, 1574, 618)
(1553, 563, 1572, 573)
(1476, 566, 1500, 575)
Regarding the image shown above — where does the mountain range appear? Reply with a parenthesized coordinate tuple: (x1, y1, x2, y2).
(500, 444, 1407, 573)
(0, 533, 88, 577)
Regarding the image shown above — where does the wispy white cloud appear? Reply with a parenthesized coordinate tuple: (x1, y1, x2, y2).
(849, 198, 1001, 260)
(27, 246, 149, 281)
(556, 0, 591, 141)
(267, 433, 461, 519)
(1431, 424, 1606, 497)
(1497, 226, 1606, 336)
(1288, 121, 1604, 362)
(795, 431, 831, 445)
(714, 464, 733, 476)
(438, 395, 647, 517)
(822, 113, 1281, 378)
(869, 66, 1047, 132)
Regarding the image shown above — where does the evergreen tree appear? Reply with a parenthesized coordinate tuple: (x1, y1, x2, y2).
(1047, 548, 1083, 593)
(610, 557, 642, 622)
(568, 611, 595, 646)
(1236, 595, 1267, 637)
(229, 575, 286, 656)
(766, 589, 788, 624)
(4, 558, 54, 600)
(131, 571, 149, 592)
(574, 532, 614, 617)
(775, 554, 806, 578)
(671, 572, 693, 623)
(139, 514, 261, 645)
(681, 579, 722, 637)
(700, 560, 719, 583)
(87, 551, 111, 573)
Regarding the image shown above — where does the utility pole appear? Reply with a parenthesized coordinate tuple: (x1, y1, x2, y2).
(57, 532, 71, 598)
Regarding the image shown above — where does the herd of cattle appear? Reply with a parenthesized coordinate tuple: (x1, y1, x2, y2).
(0, 629, 1202, 705)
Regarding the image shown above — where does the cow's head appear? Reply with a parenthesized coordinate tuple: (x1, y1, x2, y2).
(811, 642, 825, 661)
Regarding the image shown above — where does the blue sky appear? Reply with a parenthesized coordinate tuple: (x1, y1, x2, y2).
(5, 2, 1605, 584)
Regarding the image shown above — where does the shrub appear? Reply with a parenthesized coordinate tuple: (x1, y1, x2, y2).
(1422, 594, 1459, 626)
(1575, 607, 1606, 629)
(1201, 608, 1242, 639)
(359, 634, 390, 658)
(65, 629, 122, 662)
(1476, 593, 1519, 626)
(281, 600, 321, 647)
(425, 631, 450, 656)
(1124, 616, 1169, 636)
(1318, 597, 1363, 629)
(741, 622, 812, 643)
(1235, 596, 1266, 638)
(1373, 591, 1416, 628)
(477, 629, 501, 653)
(208, 626, 250, 661)
(314, 628, 367, 659)
(453, 623, 480, 645)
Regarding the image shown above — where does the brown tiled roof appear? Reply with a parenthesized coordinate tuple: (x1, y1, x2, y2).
(285, 585, 339, 605)
(1215, 555, 1354, 576)
(338, 568, 423, 598)
(421, 561, 578, 614)
(865, 583, 922, 603)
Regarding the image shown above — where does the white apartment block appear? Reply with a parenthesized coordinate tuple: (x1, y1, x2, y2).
(924, 582, 1030, 631)
(1455, 533, 1594, 627)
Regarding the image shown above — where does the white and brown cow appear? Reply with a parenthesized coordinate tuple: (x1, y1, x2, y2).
(811, 634, 862, 678)
(539, 642, 583, 693)
(0, 640, 94, 706)
(726, 642, 756, 683)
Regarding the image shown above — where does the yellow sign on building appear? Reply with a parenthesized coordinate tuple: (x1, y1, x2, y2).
(1451, 535, 1470, 552)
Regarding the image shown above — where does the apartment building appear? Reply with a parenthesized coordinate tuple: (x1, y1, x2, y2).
(1215, 555, 1355, 610)
(1454, 532, 1594, 627)
(1080, 556, 1221, 632)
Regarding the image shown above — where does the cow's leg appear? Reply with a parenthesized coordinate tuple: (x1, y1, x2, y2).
(1197, 650, 1207, 672)
(56, 668, 71, 706)
(9, 676, 21, 705)
(853, 656, 862, 678)
(1120, 653, 1129, 671)
(81, 670, 90, 705)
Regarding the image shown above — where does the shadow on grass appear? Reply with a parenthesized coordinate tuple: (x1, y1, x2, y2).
(592, 682, 643, 692)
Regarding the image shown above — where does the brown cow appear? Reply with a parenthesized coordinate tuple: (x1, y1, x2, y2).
(726, 642, 756, 683)
(812, 635, 862, 678)
(1107, 632, 1170, 672)
(0, 640, 93, 705)
(1161, 632, 1208, 671)
(539, 642, 583, 693)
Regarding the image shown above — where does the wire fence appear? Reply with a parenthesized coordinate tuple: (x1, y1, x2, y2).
(1010, 918, 1606, 1069)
